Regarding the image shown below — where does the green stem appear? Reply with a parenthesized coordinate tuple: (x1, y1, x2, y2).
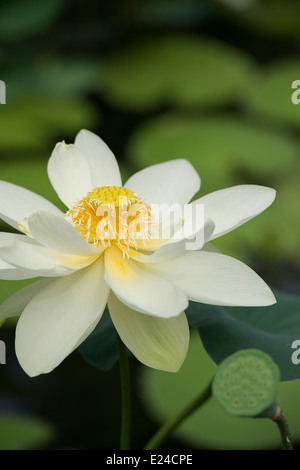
(117, 335, 131, 450)
(272, 409, 293, 450)
(144, 379, 212, 450)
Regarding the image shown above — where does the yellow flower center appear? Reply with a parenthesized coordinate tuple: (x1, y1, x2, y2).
(66, 186, 158, 256)
(88, 186, 138, 207)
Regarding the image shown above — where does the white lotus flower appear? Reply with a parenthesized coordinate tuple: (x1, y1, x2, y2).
(0, 130, 276, 377)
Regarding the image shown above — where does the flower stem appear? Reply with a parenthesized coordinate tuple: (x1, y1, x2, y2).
(271, 408, 293, 450)
(117, 334, 131, 450)
(144, 379, 212, 450)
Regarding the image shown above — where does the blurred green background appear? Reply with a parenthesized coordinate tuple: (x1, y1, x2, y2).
(1, 0, 300, 450)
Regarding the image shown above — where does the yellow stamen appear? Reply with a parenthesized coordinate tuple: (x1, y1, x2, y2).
(66, 186, 158, 256)
(88, 186, 138, 207)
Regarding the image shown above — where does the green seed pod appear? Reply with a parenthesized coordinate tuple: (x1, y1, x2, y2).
(212, 349, 280, 418)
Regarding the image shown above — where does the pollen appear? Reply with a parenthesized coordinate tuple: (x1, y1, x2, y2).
(88, 186, 138, 207)
(66, 185, 158, 256)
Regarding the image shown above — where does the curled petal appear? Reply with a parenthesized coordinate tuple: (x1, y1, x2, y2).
(193, 185, 276, 241)
(108, 293, 189, 372)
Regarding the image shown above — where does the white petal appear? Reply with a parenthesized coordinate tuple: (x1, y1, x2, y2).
(0, 233, 44, 279)
(28, 211, 100, 256)
(0, 258, 35, 280)
(134, 219, 215, 264)
(48, 142, 93, 208)
(15, 257, 110, 376)
(124, 159, 200, 205)
(0, 234, 93, 277)
(74, 129, 122, 188)
(108, 293, 189, 372)
(146, 251, 276, 307)
(0, 232, 28, 246)
(104, 245, 188, 318)
(0, 181, 62, 230)
(0, 278, 53, 321)
(193, 185, 276, 241)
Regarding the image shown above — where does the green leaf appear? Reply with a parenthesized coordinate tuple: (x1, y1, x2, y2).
(0, 104, 47, 151)
(32, 60, 103, 99)
(0, 415, 55, 450)
(78, 309, 119, 372)
(0, 158, 64, 211)
(0, 0, 67, 40)
(103, 35, 254, 111)
(243, 60, 300, 128)
(0, 98, 98, 151)
(127, 115, 298, 193)
(186, 290, 300, 382)
(5, 60, 103, 101)
(140, 332, 300, 449)
(23, 97, 99, 137)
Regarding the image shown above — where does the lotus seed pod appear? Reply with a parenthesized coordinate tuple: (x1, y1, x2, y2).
(212, 349, 280, 418)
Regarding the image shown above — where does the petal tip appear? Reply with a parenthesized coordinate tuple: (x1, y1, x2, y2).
(161, 357, 185, 373)
(75, 128, 92, 140)
(266, 290, 277, 306)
